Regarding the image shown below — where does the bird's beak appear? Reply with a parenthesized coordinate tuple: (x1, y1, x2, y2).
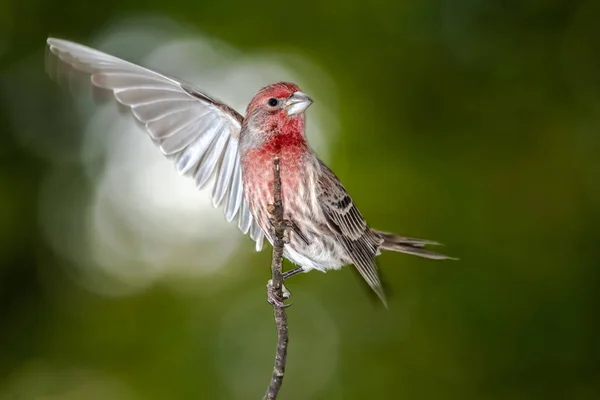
(285, 91, 313, 116)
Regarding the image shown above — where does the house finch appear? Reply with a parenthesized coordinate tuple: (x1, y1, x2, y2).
(46, 38, 454, 307)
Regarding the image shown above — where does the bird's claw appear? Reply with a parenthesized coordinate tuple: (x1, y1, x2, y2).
(267, 279, 292, 308)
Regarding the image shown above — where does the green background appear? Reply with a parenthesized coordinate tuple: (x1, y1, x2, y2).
(1, 0, 600, 398)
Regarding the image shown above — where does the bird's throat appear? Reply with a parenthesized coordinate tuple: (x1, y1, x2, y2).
(262, 132, 306, 154)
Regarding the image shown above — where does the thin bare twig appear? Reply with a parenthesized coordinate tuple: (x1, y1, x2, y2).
(264, 157, 289, 400)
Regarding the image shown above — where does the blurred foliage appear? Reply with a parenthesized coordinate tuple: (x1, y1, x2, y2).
(1, 0, 600, 399)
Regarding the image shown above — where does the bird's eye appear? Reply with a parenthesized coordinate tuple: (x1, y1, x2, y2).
(267, 98, 279, 107)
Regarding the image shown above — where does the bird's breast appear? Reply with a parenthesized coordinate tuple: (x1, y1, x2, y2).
(240, 143, 320, 228)
(242, 145, 305, 199)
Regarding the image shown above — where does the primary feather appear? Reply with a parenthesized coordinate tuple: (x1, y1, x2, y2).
(46, 38, 265, 250)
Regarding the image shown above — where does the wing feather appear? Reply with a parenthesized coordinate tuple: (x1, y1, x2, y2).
(225, 156, 243, 222)
(46, 38, 264, 249)
(317, 161, 387, 305)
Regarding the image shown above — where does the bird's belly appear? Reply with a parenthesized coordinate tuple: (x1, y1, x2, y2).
(241, 150, 347, 272)
(283, 236, 347, 272)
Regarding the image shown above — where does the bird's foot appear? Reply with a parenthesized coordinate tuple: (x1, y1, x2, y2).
(266, 279, 292, 308)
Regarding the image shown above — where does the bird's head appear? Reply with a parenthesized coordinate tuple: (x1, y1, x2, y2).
(242, 82, 312, 147)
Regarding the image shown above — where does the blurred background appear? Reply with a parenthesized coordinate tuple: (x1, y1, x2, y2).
(1, 0, 600, 399)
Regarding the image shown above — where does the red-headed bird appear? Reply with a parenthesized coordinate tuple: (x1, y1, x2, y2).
(46, 38, 455, 307)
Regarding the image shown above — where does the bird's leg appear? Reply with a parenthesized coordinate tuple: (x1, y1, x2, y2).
(267, 279, 292, 308)
(282, 267, 304, 280)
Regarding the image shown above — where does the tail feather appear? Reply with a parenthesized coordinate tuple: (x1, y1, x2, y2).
(373, 230, 458, 260)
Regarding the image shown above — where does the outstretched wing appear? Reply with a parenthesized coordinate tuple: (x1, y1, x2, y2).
(46, 38, 265, 251)
(316, 160, 386, 306)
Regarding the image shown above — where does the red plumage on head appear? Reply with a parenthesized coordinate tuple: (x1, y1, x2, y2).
(246, 82, 301, 116)
(243, 81, 307, 151)
(257, 82, 300, 99)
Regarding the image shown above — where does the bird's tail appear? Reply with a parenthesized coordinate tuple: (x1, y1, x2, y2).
(373, 230, 457, 260)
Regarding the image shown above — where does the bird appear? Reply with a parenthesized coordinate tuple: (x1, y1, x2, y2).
(45, 37, 455, 307)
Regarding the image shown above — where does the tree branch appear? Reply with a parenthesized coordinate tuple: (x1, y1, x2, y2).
(264, 157, 289, 400)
